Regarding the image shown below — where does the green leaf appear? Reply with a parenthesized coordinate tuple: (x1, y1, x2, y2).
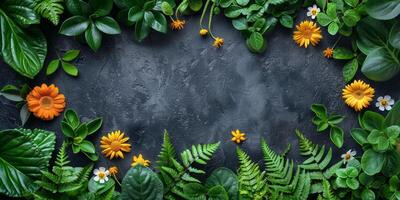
(208, 185, 229, 200)
(343, 9, 360, 27)
(224, 5, 242, 18)
(20, 104, 30, 126)
(220, 0, 233, 8)
(279, 14, 293, 28)
(362, 111, 385, 131)
(161, 2, 173, 15)
(128, 6, 144, 22)
(366, 0, 400, 20)
(46, 59, 60, 75)
(236, 0, 249, 6)
(344, 0, 359, 7)
(333, 47, 354, 60)
(361, 47, 400, 82)
(79, 140, 96, 154)
(1, 0, 40, 25)
(346, 178, 359, 189)
(247, 32, 265, 53)
(120, 165, 163, 200)
(0, 92, 23, 102)
(205, 168, 238, 200)
(88, 176, 115, 194)
(64, 109, 80, 128)
(335, 177, 347, 188)
(75, 123, 88, 138)
(342, 58, 358, 83)
(86, 117, 103, 135)
(382, 150, 400, 176)
(144, 11, 167, 33)
(134, 19, 150, 41)
(183, 183, 208, 197)
(361, 188, 375, 200)
(61, 61, 79, 76)
(59, 16, 90, 36)
(384, 102, 400, 127)
(317, 13, 333, 26)
(61, 121, 75, 138)
(189, 0, 203, 11)
(66, 0, 90, 16)
(34, 0, 64, 25)
(389, 22, 400, 49)
(0, 10, 47, 79)
(361, 149, 385, 176)
(311, 104, 328, 119)
(335, 168, 347, 178)
(356, 17, 389, 55)
(62, 50, 80, 61)
(89, 0, 113, 17)
(328, 115, 345, 125)
(232, 18, 248, 30)
(350, 128, 368, 146)
(0, 129, 55, 197)
(95, 16, 121, 35)
(326, 3, 337, 18)
(327, 22, 339, 35)
(85, 23, 103, 52)
(330, 126, 344, 148)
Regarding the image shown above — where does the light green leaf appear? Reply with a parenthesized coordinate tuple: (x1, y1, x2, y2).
(330, 126, 344, 148)
(46, 59, 60, 75)
(361, 149, 385, 176)
(63, 50, 80, 62)
(61, 61, 79, 76)
(342, 58, 358, 83)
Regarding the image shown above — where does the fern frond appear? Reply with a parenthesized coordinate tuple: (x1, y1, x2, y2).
(280, 143, 291, 157)
(296, 130, 333, 179)
(76, 164, 93, 185)
(34, 0, 64, 25)
(156, 130, 177, 170)
(322, 179, 339, 200)
(55, 142, 69, 167)
(236, 147, 268, 200)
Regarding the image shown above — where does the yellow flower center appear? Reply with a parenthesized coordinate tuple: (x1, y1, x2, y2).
(98, 172, 106, 179)
(381, 99, 388, 106)
(40, 96, 53, 109)
(345, 153, 351, 160)
(110, 141, 121, 151)
(311, 10, 317, 15)
(353, 90, 365, 99)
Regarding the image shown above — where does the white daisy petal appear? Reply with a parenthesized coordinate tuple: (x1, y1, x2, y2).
(317, 8, 321, 12)
(100, 179, 105, 184)
(350, 151, 356, 156)
(376, 102, 381, 107)
(99, 167, 106, 171)
(389, 99, 395, 105)
(307, 12, 312, 16)
(94, 176, 100, 182)
(311, 15, 316, 19)
(105, 177, 109, 181)
(377, 96, 383, 101)
(341, 154, 345, 158)
(386, 105, 392, 111)
(379, 106, 385, 111)
(308, 7, 313, 11)
(384, 95, 391, 100)
(105, 170, 110, 175)
(93, 169, 99, 175)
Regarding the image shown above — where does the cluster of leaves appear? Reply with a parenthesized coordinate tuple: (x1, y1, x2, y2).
(0, 129, 56, 197)
(311, 104, 345, 148)
(0, 84, 31, 125)
(47, 49, 81, 76)
(222, 0, 302, 53)
(60, 0, 121, 52)
(61, 109, 103, 161)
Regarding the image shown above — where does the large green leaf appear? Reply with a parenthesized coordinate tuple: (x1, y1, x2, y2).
(389, 22, 400, 49)
(366, 0, 400, 20)
(384, 102, 400, 127)
(0, 0, 40, 25)
(361, 149, 385, 176)
(0, 9, 47, 79)
(143, 11, 167, 33)
(120, 165, 163, 200)
(361, 47, 400, 81)
(0, 129, 56, 197)
(356, 17, 389, 55)
(382, 150, 400, 177)
(205, 167, 238, 200)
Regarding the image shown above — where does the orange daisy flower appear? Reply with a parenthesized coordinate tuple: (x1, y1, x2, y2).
(323, 47, 334, 58)
(26, 84, 66, 121)
(170, 19, 185, 30)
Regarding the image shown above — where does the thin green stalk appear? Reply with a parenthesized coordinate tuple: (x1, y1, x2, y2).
(208, 2, 216, 39)
(332, 35, 342, 49)
(113, 174, 121, 186)
(199, 0, 211, 28)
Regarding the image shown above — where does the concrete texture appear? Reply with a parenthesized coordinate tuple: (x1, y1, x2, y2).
(1, 12, 400, 176)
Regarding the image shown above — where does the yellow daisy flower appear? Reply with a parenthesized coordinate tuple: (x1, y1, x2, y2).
(131, 154, 151, 167)
(170, 19, 185, 30)
(231, 129, 246, 144)
(213, 37, 224, 48)
(293, 20, 322, 48)
(100, 130, 131, 159)
(342, 80, 375, 111)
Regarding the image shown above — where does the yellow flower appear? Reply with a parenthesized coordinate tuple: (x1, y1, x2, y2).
(323, 47, 334, 58)
(170, 19, 185, 30)
(213, 37, 224, 48)
(108, 166, 118, 175)
(131, 154, 151, 167)
(231, 129, 246, 144)
(199, 29, 208, 36)
(26, 84, 66, 121)
(100, 130, 131, 159)
(293, 20, 322, 48)
(342, 80, 375, 112)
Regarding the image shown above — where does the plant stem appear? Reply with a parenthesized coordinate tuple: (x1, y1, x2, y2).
(208, 2, 216, 39)
(199, 0, 211, 28)
(113, 175, 121, 186)
(332, 35, 342, 49)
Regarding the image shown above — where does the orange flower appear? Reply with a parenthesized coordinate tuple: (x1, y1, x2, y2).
(108, 166, 118, 175)
(26, 84, 66, 121)
(170, 19, 185, 30)
(323, 47, 334, 58)
(213, 37, 224, 48)
(293, 20, 322, 48)
(100, 130, 131, 159)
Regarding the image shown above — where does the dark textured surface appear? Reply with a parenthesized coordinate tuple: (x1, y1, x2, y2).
(1, 12, 400, 176)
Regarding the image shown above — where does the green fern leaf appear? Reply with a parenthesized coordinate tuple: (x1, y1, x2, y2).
(156, 130, 177, 170)
(55, 142, 70, 167)
(34, 0, 64, 25)
(236, 147, 268, 200)
(322, 179, 339, 200)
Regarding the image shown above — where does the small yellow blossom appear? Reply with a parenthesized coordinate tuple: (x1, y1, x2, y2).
(323, 47, 334, 58)
(131, 154, 151, 167)
(231, 129, 246, 144)
(108, 166, 118, 175)
(199, 29, 208, 36)
(213, 37, 224, 48)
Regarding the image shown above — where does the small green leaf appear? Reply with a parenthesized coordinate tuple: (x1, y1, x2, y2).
(95, 17, 121, 35)
(87, 118, 103, 135)
(79, 140, 96, 154)
(247, 32, 265, 53)
(64, 109, 80, 128)
(20, 104, 30, 126)
(59, 16, 90, 36)
(328, 115, 345, 125)
(361, 188, 375, 200)
(61, 61, 79, 76)
(350, 128, 368, 146)
(85, 23, 103, 52)
(343, 59, 358, 83)
(144, 11, 167, 33)
(346, 178, 359, 189)
(75, 124, 88, 138)
(317, 13, 333, 26)
(236, 0, 249, 6)
(361, 149, 385, 176)
(279, 14, 293, 28)
(311, 104, 328, 119)
(333, 47, 354, 60)
(326, 3, 337, 18)
(61, 121, 75, 138)
(328, 22, 339, 35)
(232, 18, 248, 30)
(46, 59, 60, 75)
(330, 126, 344, 148)
(161, 2, 173, 15)
(0, 93, 24, 102)
(62, 50, 80, 61)
(362, 111, 384, 131)
(128, 7, 144, 22)
(189, 0, 203, 11)
(343, 9, 360, 27)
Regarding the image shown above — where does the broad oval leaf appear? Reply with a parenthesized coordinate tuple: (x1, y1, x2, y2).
(59, 16, 90, 36)
(330, 126, 344, 148)
(350, 128, 368, 146)
(343, 58, 358, 83)
(1, 0, 40, 25)
(366, 0, 400, 20)
(144, 11, 167, 33)
(86, 117, 103, 135)
(0, 10, 47, 79)
(389, 22, 400, 49)
(85, 23, 103, 52)
(356, 17, 389, 55)
(120, 165, 163, 200)
(361, 149, 385, 176)
(95, 16, 121, 35)
(361, 47, 400, 81)
(205, 167, 238, 200)
(0, 129, 55, 197)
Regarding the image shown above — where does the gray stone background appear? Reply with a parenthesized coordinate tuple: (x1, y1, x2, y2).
(1, 11, 399, 177)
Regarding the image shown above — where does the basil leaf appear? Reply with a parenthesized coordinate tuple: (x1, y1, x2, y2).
(85, 23, 102, 51)
(0, 10, 47, 79)
(59, 16, 90, 36)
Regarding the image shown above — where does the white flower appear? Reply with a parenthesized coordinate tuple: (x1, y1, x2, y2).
(307, 4, 321, 19)
(376, 95, 395, 111)
(341, 149, 356, 164)
(93, 167, 110, 184)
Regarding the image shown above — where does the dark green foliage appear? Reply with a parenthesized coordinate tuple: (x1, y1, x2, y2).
(34, 0, 64, 25)
(34, 142, 93, 199)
